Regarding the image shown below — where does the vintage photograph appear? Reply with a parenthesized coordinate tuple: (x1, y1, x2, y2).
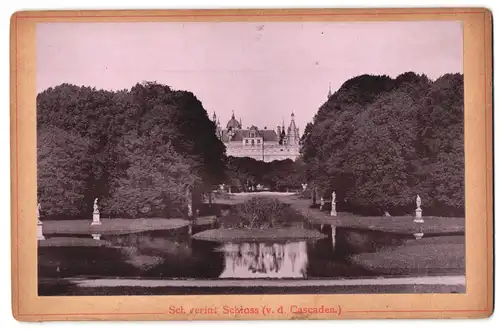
(36, 20, 465, 296)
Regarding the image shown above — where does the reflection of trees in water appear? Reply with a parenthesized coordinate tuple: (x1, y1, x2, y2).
(38, 246, 139, 278)
(106, 233, 224, 278)
(39, 233, 225, 279)
(220, 241, 308, 278)
(105, 234, 194, 271)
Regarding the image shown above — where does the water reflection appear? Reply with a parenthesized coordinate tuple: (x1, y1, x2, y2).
(218, 241, 308, 278)
(106, 233, 197, 272)
(39, 226, 463, 281)
(331, 226, 336, 250)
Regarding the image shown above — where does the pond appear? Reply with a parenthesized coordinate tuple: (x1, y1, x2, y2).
(38, 224, 464, 283)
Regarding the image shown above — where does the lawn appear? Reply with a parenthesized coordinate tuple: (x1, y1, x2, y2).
(39, 193, 464, 236)
(41, 217, 191, 235)
(285, 196, 464, 234)
(349, 236, 465, 275)
(38, 237, 111, 247)
(38, 237, 113, 248)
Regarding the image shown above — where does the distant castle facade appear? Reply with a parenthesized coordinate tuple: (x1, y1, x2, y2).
(212, 111, 301, 162)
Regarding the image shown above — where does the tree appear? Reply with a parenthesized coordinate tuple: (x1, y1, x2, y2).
(102, 133, 198, 218)
(224, 156, 305, 192)
(37, 126, 92, 218)
(36, 81, 227, 219)
(342, 87, 423, 211)
(129, 83, 226, 209)
(37, 84, 121, 217)
(300, 72, 464, 215)
(415, 74, 464, 214)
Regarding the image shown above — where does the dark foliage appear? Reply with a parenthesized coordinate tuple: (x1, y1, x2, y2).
(301, 72, 464, 216)
(224, 156, 306, 192)
(221, 197, 306, 229)
(37, 82, 226, 219)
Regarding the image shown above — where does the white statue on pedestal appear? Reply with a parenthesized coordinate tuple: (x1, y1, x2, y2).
(91, 198, 102, 226)
(37, 202, 45, 240)
(93, 198, 99, 213)
(37, 203, 42, 225)
(414, 194, 423, 223)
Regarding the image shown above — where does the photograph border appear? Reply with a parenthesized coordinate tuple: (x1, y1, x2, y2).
(10, 7, 493, 321)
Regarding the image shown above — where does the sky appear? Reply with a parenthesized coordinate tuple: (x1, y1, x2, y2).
(37, 21, 462, 132)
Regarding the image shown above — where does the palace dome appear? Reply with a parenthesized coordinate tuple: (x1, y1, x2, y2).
(226, 112, 242, 130)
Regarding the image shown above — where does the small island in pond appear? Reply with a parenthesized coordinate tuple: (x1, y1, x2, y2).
(193, 227, 326, 243)
(192, 197, 326, 242)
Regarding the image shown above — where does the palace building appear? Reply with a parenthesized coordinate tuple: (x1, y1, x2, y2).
(212, 111, 301, 162)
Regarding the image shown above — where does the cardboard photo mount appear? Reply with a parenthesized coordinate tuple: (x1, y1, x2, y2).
(10, 8, 493, 321)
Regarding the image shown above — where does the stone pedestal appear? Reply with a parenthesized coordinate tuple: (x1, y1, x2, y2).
(37, 222, 45, 240)
(330, 202, 337, 217)
(91, 211, 102, 225)
(413, 208, 423, 223)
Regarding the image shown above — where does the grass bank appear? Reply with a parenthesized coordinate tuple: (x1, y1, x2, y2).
(192, 227, 326, 243)
(41, 217, 194, 235)
(286, 196, 464, 234)
(349, 236, 465, 275)
(38, 237, 113, 248)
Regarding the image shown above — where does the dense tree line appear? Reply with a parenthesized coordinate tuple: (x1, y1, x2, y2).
(301, 72, 464, 216)
(37, 72, 463, 219)
(37, 82, 226, 219)
(225, 156, 306, 192)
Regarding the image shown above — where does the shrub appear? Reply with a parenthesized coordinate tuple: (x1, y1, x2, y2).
(233, 197, 305, 229)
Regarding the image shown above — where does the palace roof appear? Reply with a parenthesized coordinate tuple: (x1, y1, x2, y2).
(221, 129, 278, 143)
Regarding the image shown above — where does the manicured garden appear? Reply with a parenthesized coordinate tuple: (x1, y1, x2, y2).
(38, 193, 466, 279)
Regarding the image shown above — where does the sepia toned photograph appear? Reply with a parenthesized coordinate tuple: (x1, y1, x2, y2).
(35, 19, 466, 297)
